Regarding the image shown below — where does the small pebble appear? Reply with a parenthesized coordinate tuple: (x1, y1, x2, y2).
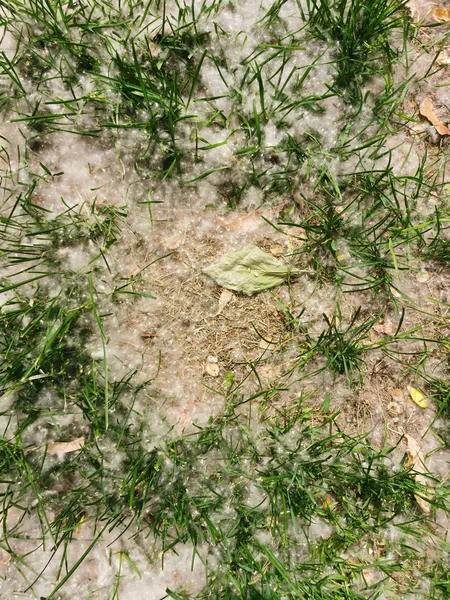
(205, 356, 219, 377)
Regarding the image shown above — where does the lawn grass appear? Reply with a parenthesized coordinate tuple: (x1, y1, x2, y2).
(1, 0, 450, 598)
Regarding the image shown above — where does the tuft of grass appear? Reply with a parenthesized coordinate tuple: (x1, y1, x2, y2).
(303, 0, 406, 103)
(313, 307, 376, 387)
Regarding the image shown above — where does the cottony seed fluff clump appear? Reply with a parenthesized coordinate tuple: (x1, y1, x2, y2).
(1, 1, 450, 599)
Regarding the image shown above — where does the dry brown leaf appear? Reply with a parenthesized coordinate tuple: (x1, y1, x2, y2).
(387, 401, 404, 416)
(129, 263, 141, 277)
(323, 494, 338, 511)
(177, 397, 198, 433)
(259, 336, 273, 350)
(391, 387, 404, 403)
(405, 0, 432, 22)
(405, 0, 420, 20)
(409, 123, 425, 135)
(362, 568, 376, 586)
(217, 289, 234, 314)
(405, 434, 435, 514)
(437, 50, 450, 66)
(258, 365, 280, 379)
(140, 332, 158, 339)
(0, 549, 11, 566)
(419, 97, 450, 136)
(373, 319, 395, 336)
(166, 236, 181, 250)
(270, 244, 284, 256)
(216, 211, 262, 232)
(149, 41, 159, 57)
(90, 164, 107, 175)
(47, 437, 84, 456)
(435, 123, 449, 135)
(31, 195, 45, 206)
(416, 271, 430, 283)
(432, 7, 450, 22)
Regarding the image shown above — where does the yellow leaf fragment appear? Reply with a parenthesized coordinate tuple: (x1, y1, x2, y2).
(75, 514, 85, 536)
(432, 7, 450, 22)
(407, 385, 427, 408)
(419, 97, 450, 136)
(405, 434, 435, 514)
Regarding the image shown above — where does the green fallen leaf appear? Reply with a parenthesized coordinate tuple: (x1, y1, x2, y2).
(204, 244, 298, 295)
